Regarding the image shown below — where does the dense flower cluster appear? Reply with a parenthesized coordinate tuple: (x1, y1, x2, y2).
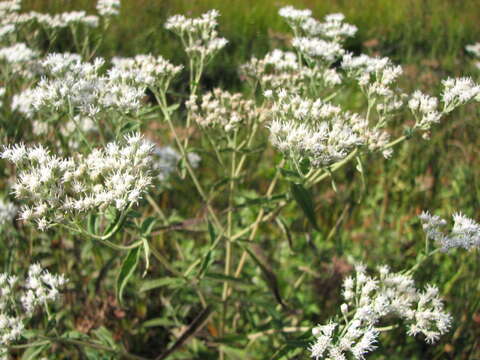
(0, 0, 120, 32)
(420, 211, 480, 251)
(292, 37, 345, 64)
(341, 53, 404, 116)
(0, 264, 66, 358)
(241, 50, 317, 90)
(187, 88, 260, 133)
(12, 54, 145, 128)
(1, 4, 100, 31)
(280, 7, 356, 69)
(110, 54, 183, 94)
(0, 42, 38, 78)
(96, 0, 121, 17)
(310, 264, 451, 359)
(1, 133, 154, 231)
(408, 91, 441, 130)
(262, 6, 480, 174)
(165, 10, 227, 62)
(268, 91, 391, 168)
(466, 42, 480, 69)
(441, 77, 480, 112)
(0, 42, 37, 64)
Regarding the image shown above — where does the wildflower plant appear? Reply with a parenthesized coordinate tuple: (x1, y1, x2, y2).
(1, 133, 154, 240)
(0, 1, 479, 359)
(0, 264, 67, 358)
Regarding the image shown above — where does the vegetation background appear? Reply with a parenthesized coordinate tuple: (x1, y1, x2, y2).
(15, 0, 480, 358)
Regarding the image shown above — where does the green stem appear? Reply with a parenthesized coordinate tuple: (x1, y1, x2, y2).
(155, 90, 224, 232)
(221, 131, 237, 336)
(37, 335, 150, 360)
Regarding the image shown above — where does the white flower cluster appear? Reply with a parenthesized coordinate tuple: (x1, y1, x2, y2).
(0, 198, 17, 227)
(268, 92, 391, 168)
(278, 6, 312, 25)
(302, 13, 358, 41)
(0, 42, 37, 64)
(20, 263, 68, 314)
(152, 145, 201, 182)
(241, 49, 341, 91)
(96, 0, 121, 17)
(1, 133, 154, 231)
(280, 7, 357, 42)
(0, 0, 21, 37)
(165, 10, 227, 61)
(408, 91, 442, 130)
(466, 43, 480, 57)
(441, 77, 480, 112)
(420, 211, 480, 251)
(12, 53, 145, 120)
(0, 264, 67, 357)
(310, 264, 451, 359)
(11, 10, 100, 30)
(110, 54, 183, 93)
(280, 7, 355, 68)
(186, 88, 259, 133)
(292, 37, 345, 64)
(466, 42, 480, 70)
(342, 53, 403, 99)
(0, 42, 38, 78)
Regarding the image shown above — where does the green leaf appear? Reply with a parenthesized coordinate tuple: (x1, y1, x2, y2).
(140, 216, 157, 236)
(142, 238, 150, 277)
(220, 345, 247, 359)
(198, 250, 214, 278)
(290, 183, 319, 230)
(245, 245, 287, 310)
(166, 103, 180, 114)
(280, 167, 302, 182)
(116, 247, 141, 304)
(139, 277, 184, 292)
(93, 326, 117, 349)
(87, 213, 97, 234)
(204, 272, 249, 284)
(207, 219, 216, 244)
(275, 216, 294, 250)
(128, 210, 142, 218)
(142, 317, 176, 328)
(21, 343, 50, 360)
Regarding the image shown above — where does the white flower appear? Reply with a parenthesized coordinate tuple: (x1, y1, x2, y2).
(408, 91, 442, 130)
(13, 54, 146, 121)
(0, 43, 37, 64)
(165, 10, 227, 61)
(308, 264, 451, 359)
(278, 6, 312, 24)
(2, 133, 155, 231)
(292, 37, 345, 63)
(301, 13, 357, 41)
(466, 43, 480, 58)
(110, 54, 182, 92)
(0, 263, 66, 354)
(96, 0, 121, 17)
(267, 93, 389, 168)
(441, 77, 480, 112)
(419, 210, 480, 251)
(187, 88, 259, 133)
